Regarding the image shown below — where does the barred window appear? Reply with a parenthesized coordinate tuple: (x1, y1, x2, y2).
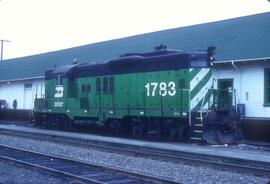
(264, 69, 270, 106)
(24, 83, 32, 89)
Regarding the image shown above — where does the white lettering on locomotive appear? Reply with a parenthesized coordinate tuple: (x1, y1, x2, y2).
(54, 101, 64, 107)
(145, 81, 176, 97)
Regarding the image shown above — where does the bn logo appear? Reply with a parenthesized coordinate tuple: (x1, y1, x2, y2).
(55, 86, 64, 98)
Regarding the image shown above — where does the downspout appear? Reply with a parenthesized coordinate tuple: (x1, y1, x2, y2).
(231, 61, 242, 106)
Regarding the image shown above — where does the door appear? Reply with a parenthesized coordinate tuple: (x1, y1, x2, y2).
(95, 77, 114, 121)
(101, 77, 114, 120)
(217, 79, 234, 109)
(24, 88, 33, 109)
(24, 83, 33, 109)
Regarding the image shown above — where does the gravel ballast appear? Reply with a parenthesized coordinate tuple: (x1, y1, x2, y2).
(0, 134, 269, 184)
(0, 160, 68, 184)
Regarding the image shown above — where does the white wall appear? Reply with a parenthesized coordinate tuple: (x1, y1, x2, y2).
(214, 62, 270, 118)
(1, 61, 270, 118)
(0, 79, 44, 109)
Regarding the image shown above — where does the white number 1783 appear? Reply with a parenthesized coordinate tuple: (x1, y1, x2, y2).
(145, 81, 176, 97)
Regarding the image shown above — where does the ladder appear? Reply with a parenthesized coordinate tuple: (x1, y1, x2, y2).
(189, 111, 206, 142)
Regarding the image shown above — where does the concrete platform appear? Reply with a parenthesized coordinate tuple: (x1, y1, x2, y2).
(0, 123, 269, 164)
(2, 109, 270, 141)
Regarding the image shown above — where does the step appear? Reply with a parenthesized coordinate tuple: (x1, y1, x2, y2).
(196, 111, 207, 113)
(194, 123, 203, 127)
(190, 137, 202, 141)
(190, 130, 203, 138)
(195, 116, 203, 120)
(191, 126, 204, 132)
(192, 126, 204, 131)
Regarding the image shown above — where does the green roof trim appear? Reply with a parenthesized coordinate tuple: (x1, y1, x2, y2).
(0, 12, 269, 81)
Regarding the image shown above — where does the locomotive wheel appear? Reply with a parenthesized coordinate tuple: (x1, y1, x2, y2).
(106, 119, 122, 133)
(176, 126, 185, 141)
(161, 119, 177, 140)
(147, 120, 160, 139)
(55, 116, 61, 130)
(64, 118, 73, 130)
(57, 115, 65, 130)
(34, 113, 43, 127)
(131, 118, 144, 138)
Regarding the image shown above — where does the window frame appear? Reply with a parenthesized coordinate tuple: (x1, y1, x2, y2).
(24, 83, 33, 89)
(264, 68, 270, 106)
(56, 75, 63, 85)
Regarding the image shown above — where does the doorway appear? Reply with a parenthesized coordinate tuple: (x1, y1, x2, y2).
(217, 79, 234, 109)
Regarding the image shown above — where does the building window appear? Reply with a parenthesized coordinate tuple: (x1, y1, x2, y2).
(264, 69, 270, 106)
(24, 83, 32, 89)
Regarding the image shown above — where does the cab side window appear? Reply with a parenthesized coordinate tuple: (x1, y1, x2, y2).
(103, 77, 108, 93)
(96, 78, 101, 93)
(109, 77, 114, 93)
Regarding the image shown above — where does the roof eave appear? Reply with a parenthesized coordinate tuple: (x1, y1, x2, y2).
(214, 57, 270, 64)
(0, 76, 44, 84)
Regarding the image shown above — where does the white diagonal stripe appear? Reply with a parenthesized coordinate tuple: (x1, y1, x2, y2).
(190, 68, 210, 91)
(191, 74, 213, 110)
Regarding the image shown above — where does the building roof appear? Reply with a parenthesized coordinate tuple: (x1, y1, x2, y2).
(0, 12, 269, 82)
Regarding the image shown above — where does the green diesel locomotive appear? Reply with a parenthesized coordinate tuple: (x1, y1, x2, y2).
(34, 47, 241, 144)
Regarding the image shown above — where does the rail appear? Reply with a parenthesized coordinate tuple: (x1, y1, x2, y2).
(0, 143, 179, 184)
(0, 128, 269, 178)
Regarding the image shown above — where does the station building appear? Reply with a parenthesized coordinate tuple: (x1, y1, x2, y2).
(0, 12, 269, 122)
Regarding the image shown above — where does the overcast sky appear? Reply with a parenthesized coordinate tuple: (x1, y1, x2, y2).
(0, 0, 269, 60)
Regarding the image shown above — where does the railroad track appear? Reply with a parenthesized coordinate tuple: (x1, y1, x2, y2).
(236, 140, 270, 152)
(0, 144, 178, 184)
(0, 128, 270, 178)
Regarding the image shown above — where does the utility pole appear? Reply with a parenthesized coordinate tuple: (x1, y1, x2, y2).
(0, 39, 11, 61)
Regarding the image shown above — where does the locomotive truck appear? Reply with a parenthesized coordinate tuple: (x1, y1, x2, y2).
(34, 46, 242, 144)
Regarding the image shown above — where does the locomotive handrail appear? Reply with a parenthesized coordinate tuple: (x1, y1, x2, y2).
(200, 92, 207, 123)
(180, 89, 191, 126)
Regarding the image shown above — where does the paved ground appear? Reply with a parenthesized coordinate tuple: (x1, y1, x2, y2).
(0, 123, 269, 164)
